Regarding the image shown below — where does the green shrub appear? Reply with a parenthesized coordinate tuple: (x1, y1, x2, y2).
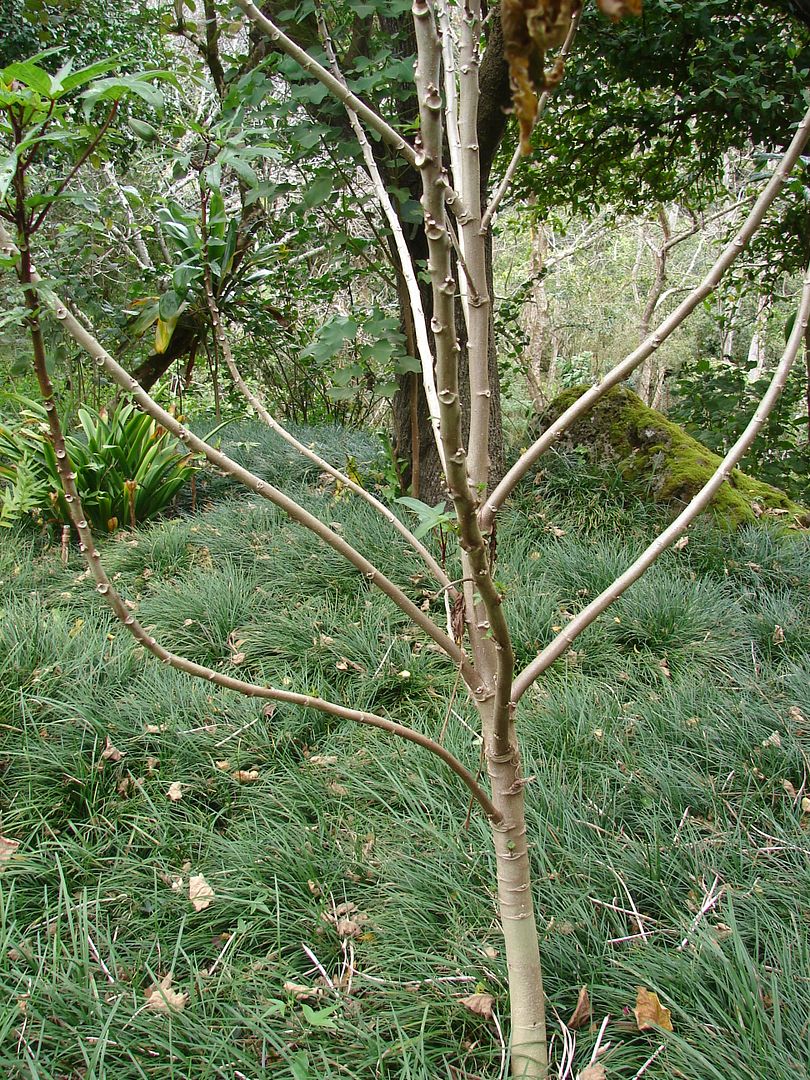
(0, 396, 196, 531)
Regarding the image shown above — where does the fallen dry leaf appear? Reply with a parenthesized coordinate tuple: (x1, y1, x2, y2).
(577, 1065, 607, 1080)
(166, 782, 183, 802)
(772, 625, 785, 645)
(459, 992, 495, 1019)
(100, 735, 123, 763)
(144, 974, 187, 1013)
(673, 535, 689, 551)
(335, 656, 365, 673)
(802, 797, 810, 815)
(788, 705, 807, 725)
(283, 980, 325, 1001)
(0, 836, 20, 868)
(782, 779, 798, 799)
(231, 769, 259, 783)
(322, 901, 369, 939)
(567, 984, 591, 1030)
(189, 874, 214, 911)
(762, 730, 782, 749)
(160, 871, 184, 893)
(634, 987, 673, 1032)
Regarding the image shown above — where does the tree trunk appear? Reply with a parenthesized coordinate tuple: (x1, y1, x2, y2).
(482, 705, 547, 1077)
(391, 230, 505, 503)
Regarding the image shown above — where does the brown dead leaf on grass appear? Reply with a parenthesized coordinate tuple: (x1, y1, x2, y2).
(322, 901, 368, 940)
(160, 870, 184, 893)
(576, 1064, 607, 1080)
(0, 836, 20, 869)
(459, 992, 495, 1019)
(633, 986, 673, 1032)
(567, 984, 591, 1030)
(145, 974, 187, 1013)
(283, 980, 326, 1001)
(100, 735, 123, 763)
(189, 874, 214, 911)
(231, 769, 260, 783)
(166, 782, 184, 802)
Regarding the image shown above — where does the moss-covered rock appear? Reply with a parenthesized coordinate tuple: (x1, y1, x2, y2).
(534, 385, 810, 530)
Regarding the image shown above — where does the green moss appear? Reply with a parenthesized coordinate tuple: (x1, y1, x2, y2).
(537, 385, 810, 530)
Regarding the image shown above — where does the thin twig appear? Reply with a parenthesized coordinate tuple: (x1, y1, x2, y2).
(589, 1015, 610, 1065)
(630, 1043, 666, 1078)
(677, 874, 724, 950)
(87, 934, 115, 984)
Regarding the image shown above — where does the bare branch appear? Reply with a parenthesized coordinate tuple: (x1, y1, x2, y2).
(512, 260, 810, 703)
(412, 1, 514, 750)
(233, 0, 472, 223)
(234, 0, 416, 165)
(481, 100, 810, 531)
(103, 162, 154, 271)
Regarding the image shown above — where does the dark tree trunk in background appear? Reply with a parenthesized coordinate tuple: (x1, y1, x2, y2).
(390, 6, 512, 502)
(129, 317, 203, 392)
(391, 227, 505, 505)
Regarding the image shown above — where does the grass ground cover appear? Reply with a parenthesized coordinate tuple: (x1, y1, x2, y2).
(0, 431, 808, 1079)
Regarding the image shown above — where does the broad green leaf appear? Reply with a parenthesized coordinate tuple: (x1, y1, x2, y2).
(326, 385, 359, 401)
(127, 300, 160, 337)
(300, 1002, 339, 1029)
(158, 289, 182, 321)
(172, 262, 200, 293)
(393, 354, 422, 374)
(301, 174, 332, 210)
(373, 379, 398, 399)
(2, 60, 53, 96)
(59, 59, 120, 93)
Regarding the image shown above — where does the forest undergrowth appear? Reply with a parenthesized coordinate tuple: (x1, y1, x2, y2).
(0, 427, 808, 1079)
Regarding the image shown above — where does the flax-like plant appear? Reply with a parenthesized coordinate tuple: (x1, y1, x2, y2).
(3, 9, 810, 1075)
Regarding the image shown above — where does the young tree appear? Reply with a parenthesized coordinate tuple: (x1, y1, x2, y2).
(3, 4, 810, 1075)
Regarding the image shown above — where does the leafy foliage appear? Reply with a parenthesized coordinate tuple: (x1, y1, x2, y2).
(515, 0, 810, 220)
(0, 397, 195, 530)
